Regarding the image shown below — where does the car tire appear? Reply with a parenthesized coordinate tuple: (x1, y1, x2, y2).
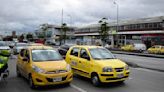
(91, 74, 100, 86)
(16, 66, 21, 77)
(64, 82, 71, 86)
(29, 76, 36, 89)
(117, 80, 125, 84)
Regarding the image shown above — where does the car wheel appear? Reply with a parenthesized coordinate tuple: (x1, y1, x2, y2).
(91, 74, 100, 86)
(117, 80, 125, 84)
(64, 82, 71, 86)
(16, 66, 21, 77)
(29, 76, 36, 89)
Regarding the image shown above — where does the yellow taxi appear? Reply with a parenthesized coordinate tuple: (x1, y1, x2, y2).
(148, 45, 164, 54)
(121, 45, 134, 51)
(16, 45, 72, 88)
(65, 45, 130, 86)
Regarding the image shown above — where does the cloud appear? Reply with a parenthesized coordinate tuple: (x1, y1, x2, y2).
(0, 0, 164, 34)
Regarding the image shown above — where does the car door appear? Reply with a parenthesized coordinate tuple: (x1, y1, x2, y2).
(69, 47, 80, 72)
(17, 49, 25, 75)
(78, 48, 91, 77)
(22, 49, 31, 78)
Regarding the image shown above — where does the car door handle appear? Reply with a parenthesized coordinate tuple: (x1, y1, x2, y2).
(79, 61, 81, 63)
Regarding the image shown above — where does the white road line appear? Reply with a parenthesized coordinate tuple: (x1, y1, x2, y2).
(70, 84, 88, 92)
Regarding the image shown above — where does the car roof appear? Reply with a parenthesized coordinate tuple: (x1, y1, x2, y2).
(72, 45, 102, 49)
(27, 45, 53, 50)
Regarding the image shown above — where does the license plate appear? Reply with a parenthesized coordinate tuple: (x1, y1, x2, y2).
(117, 73, 124, 78)
(53, 77, 62, 82)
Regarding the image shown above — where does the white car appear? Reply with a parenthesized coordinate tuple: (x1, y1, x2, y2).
(13, 43, 27, 55)
(133, 43, 147, 52)
(0, 41, 11, 56)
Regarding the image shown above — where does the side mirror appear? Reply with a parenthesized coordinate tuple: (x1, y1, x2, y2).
(23, 58, 29, 62)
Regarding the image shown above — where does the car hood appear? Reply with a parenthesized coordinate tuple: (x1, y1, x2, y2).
(95, 59, 126, 68)
(0, 46, 10, 50)
(32, 60, 67, 71)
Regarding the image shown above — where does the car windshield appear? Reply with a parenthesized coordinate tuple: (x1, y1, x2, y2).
(89, 48, 115, 60)
(0, 41, 7, 46)
(32, 49, 63, 62)
(16, 43, 27, 46)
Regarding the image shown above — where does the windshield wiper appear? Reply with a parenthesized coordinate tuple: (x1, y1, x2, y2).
(103, 58, 115, 59)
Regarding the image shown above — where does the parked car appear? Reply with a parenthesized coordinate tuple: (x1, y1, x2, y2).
(0, 41, 11, 56)
(121, 43, 146, 52)
(16, 45, 72, 88)
(45, 40, 56, 46)
(148, 45, 164, 54)
(13, 43, 27, 55)
(58, 44, 75, 58)
(65, 45, 130, 86)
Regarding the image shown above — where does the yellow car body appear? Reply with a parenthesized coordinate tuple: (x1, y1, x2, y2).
(121, 45, 134, 51)
(16, 45, 72, 88)
(65, 45, 130, 86)
(148, 45, 164, 54)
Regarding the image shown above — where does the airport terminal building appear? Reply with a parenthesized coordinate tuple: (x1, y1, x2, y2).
(74, 16, 164, 48)
(35, 16, 164, 48)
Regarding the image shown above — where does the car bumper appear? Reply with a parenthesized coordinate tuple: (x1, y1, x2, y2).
(99, 70, 130, 83)
(31, 71, 73, 86)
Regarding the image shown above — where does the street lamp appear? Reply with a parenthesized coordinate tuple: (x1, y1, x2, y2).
(114, 0, 119, 47)
(114, 1, 119, 33)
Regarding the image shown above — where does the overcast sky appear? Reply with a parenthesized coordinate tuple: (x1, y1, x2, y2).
(0, 0, 164, 34)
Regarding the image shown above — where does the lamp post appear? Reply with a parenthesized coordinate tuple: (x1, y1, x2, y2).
(114, 0, 119, 47)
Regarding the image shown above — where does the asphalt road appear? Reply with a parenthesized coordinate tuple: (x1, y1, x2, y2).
(114, 54, 164, 71)
(0, 55, 164, 92)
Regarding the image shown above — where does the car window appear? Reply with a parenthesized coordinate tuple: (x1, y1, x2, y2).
(20, 49, 25, 57)
(80, 49, 90, 60)
(25, 49, 30, 59)
(70, 47, 79, 57)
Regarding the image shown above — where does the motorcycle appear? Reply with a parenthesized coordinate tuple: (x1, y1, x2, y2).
(0, 50, 9, 81)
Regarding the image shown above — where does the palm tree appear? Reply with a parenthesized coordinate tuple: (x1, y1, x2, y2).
(98, 17, 109, 46)
(60, 23, 68, 44)
(40, 23, 49, 40)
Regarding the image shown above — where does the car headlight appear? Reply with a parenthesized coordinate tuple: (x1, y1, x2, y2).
(66, 64, 71, 71)
(103, 67, 113, 72)
(32, 65, 46, 73)
(125, 65, 129, 70)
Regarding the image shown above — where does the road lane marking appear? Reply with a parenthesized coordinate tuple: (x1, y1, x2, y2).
(70, 84, 87, 92)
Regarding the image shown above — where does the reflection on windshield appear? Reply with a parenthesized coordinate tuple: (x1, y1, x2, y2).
(89, 48, 115, 60)
(32, 49, 63, 62)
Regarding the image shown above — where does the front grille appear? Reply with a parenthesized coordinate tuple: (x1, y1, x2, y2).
(115, 68, 124, 72)
(46, 76, 67, 82)
(45, 70, 67, 74)
(106, 76, 128, 80)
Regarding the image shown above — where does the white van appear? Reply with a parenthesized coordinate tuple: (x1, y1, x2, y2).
(133, 43, 146, 52)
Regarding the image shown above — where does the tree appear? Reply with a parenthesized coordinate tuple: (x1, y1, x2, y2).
(60, 23, 68, 44)
(40, 23, 49, 39)
(98, 17, 109, 46)
(19, 34, 24, 42)
(26, 33, 33, 42)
